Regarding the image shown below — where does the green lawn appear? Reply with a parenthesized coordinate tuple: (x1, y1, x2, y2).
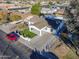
(20, 29, 36, 38)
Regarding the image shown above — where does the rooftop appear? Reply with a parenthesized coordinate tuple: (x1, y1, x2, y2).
(30, 16, 49, 29)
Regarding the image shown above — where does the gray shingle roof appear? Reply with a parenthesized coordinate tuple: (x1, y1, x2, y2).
(30, 16, 48, 29)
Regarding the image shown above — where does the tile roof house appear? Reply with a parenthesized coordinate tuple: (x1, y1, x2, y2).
(26, 16, 52, 36)
(54, 9, 65, 19)
(0, 4, 16, 9)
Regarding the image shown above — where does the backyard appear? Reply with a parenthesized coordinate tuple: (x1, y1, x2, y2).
(20, 29, 36, 38)
(52, 43, 79, 59)
(63, 50, 79, 59)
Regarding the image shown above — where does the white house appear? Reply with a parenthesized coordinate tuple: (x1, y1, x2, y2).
(26, 16, 52, 36)
(6, 14, 52, 36)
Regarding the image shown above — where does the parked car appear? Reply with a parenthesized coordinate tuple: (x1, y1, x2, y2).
(7, 32, 19, 41)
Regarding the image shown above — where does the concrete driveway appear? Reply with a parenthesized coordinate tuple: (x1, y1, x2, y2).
(19, 32, 58, 51)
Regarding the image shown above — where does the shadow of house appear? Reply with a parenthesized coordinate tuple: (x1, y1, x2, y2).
(44, 15, 67, 36)
(30, 50, 59, 59)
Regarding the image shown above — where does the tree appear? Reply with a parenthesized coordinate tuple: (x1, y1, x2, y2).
(64, 0, 79, 33)
(31, 3, 41, 15)
(48, 1, 53, 8)
(64, 0, 79, 51)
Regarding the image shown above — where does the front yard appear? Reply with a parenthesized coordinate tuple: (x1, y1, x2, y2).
(20, 29, 36, 38)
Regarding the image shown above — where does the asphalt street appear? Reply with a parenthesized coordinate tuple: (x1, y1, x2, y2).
(0, 26, 59, 59)
(0, 30, 32, 59)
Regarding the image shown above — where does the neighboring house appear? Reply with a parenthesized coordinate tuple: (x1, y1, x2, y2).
(41, 8, 57, 14)
(41, 5, 60, 14)
(0, 23, 17, 33)
(0, 4, 18, 9)
(26, 16, 52, 36)
(40, 1, 49, 6)
(0, 0, 3, 2)
(9, 7, 31, 13)
(54, 9, 64, 19)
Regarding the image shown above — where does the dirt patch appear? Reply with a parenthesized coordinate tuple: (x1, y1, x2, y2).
(54, 43, 70, 59)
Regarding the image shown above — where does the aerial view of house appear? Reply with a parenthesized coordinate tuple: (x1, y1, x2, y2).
(0, 0, 79, 59)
